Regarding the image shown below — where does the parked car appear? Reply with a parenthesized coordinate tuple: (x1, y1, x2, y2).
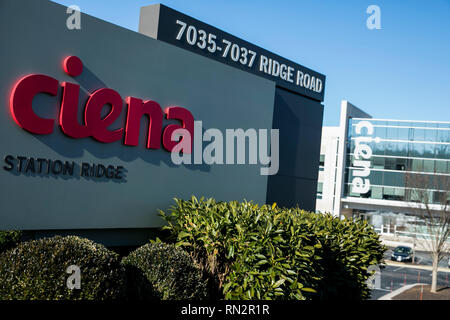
(391, 246, 413, 263)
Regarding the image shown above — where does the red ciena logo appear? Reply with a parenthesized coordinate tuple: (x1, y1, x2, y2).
(9, 56, 194, 153)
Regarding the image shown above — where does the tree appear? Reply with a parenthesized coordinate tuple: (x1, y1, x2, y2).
(405, 172, 450, 293)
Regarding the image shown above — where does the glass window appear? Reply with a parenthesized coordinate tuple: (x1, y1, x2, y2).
(401, 122, 413, 129)
(437, 129, 450, 143)
(346, 183, 362, 197)
(412, 128, 426, 141)
(347, 154, 352, 165)
(411, 143, 425, 157)
(436, 145, 449, 159)
(398, 121, 409, 128)
(317, 182, 323, 193)
(373, 157, 385, 169)
(349, 123, 355, 139)
(435, 160, 447, 174)
(423, 143, 436, 159)
(349, 139, 355, 154)
(433, 191, 445, 204)
(344, 183, 349, 195)
(369, 120, 383, 126)
(319, 154, 325, 166)
(344, 168, 350, 185)
(386, 126, 398, 140)
(371, 186, 383, 199)
(395, 188, 405, 197)
(370, 171, 383, 185)
(395, 158, 407, 171)
(375, 126, 387, 140)
(385, 142, 397, 156)
(425, 129, 438, 142)
(383, 171, 405, 187)
(348, 119, 354, 135)
(409, 189, 421, 202)
(395, 141, 409, 157)
(382, 187, 405, 201)
(411, 159, 423, 171)
(385, 158, 396, 170)
(423, 159, 435, 173)
(437, 123, 450, 129)
(372, 141, 385, 156)
(386, 121, 399, 127)
(398, 128, 409, 140)
(426, 190, 434, 202)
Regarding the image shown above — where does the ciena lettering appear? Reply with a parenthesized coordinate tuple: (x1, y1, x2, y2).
(351, 120, 380, 194)
(9, 56, 193, 153)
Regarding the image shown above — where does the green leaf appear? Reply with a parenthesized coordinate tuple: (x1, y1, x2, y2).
(301, 287, 317, 293)
(273, 279, 285, 288)
(256, 260, 268, 266)
(178, 231, 191, 239)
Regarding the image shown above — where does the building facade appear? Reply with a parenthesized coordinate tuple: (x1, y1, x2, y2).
(317, 101, 450, 239)
(0, 0, 325, 246)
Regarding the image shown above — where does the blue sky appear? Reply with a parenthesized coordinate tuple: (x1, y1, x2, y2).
(52, 0, 450, 126)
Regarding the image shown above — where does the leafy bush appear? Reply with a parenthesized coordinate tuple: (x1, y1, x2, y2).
(0, 230, 22, 253)
(160, 196, 386, 300)
(121, 242, 208, 300)
(0, 236, 125, 300)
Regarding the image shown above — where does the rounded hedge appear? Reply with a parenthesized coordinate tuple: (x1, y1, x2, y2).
(121, 242, 208, 300)
(0, 230, 22, 254)
(0, 235, 125, 300)
(160, 196, 386, 300)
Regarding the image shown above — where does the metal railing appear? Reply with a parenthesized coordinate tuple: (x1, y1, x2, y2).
(374, 225, 450, 242)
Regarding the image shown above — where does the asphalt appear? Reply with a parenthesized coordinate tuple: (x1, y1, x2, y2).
(369, 265, 450, 300)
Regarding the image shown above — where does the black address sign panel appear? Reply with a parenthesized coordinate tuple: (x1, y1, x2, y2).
(140, 4, 326, 102)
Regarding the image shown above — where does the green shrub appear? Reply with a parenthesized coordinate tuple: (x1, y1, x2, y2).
(121, 242, 208, 300)
(0, 235, 125, 300)
(160, 196, 386, 300)
(0, 230, 22, 253)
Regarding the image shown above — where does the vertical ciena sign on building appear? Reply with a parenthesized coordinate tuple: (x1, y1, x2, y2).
(350, 120, 380, 195)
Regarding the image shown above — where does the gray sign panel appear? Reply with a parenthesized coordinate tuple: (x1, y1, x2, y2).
(0, 0, 276, 230)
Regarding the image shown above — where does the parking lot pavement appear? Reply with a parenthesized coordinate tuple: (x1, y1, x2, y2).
(368, 265, 450, 300)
